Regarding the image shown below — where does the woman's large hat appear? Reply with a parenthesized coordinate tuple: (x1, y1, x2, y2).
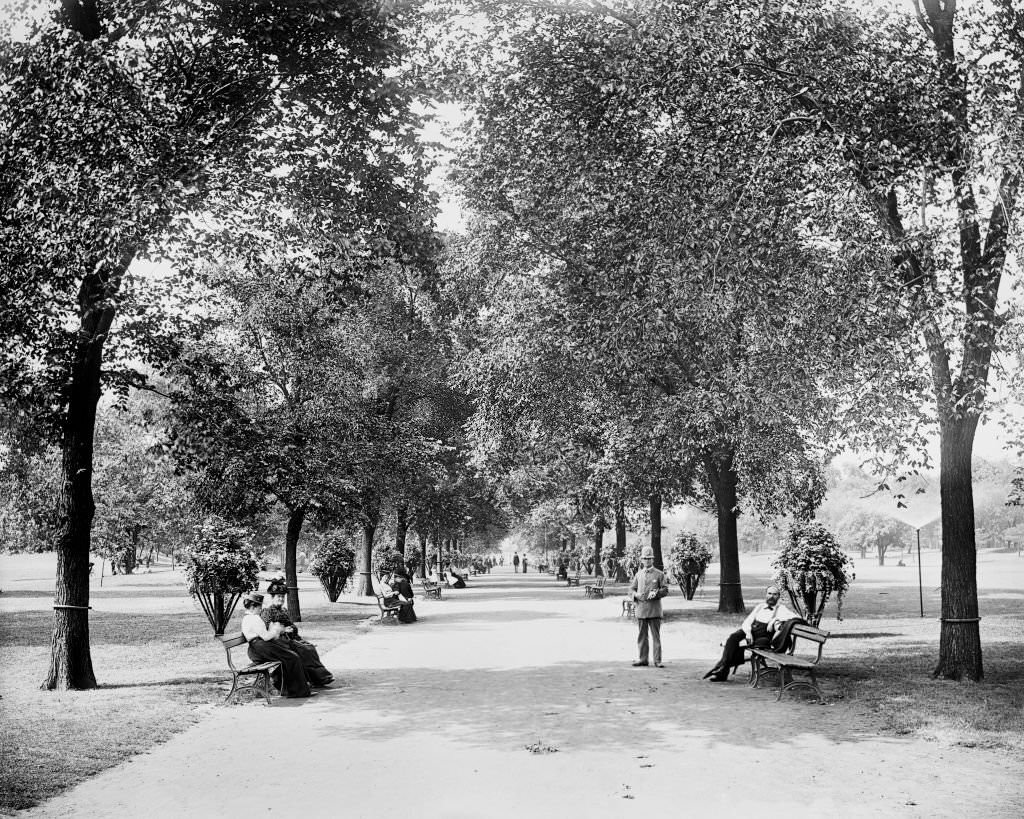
(242, 591, 265, 606)
(266, 578, 288, 596)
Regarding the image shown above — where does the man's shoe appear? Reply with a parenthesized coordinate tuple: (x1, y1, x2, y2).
(631, 660, 648, 667)
(654, 662, 664, 668)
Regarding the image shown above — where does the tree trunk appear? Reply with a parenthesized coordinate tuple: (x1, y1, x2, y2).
(418, 531, 428, 578)
(877, 543, 886, 567)
(395, 503, 408, 555)
(354, 511, 379, 597)
(704, 452, 745, 614)
(649, 493, 663, 570)
(593, 515, 605, 576)
(934, 419, 983, 680)
(44, 267, 124, 691)
(284, 506, 305, 621)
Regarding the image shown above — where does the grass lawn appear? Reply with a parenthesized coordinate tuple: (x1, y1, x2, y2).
(0, 556, 373, 814)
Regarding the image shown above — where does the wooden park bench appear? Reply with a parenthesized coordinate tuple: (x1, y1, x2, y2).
(371, 573, 402, 622)
(219, 633, 280, 706)
(584, 575, 607, 598)
(419, 577, 443, 600)
(748, 623, 830, 701)
(566, 568, 582, 587)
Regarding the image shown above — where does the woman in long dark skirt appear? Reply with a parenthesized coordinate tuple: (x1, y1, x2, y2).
(262, 579, 334, 686)
(239, 592, 312, 698)
(385, 569, 417, 623)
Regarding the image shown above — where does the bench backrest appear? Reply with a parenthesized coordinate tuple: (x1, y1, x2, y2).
(790, 624, 829, 664)
(220, 633, 247, 671)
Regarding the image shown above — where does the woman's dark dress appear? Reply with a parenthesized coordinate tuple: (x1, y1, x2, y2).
(391, 575, 417, 623)
(246, 633, 311, 698)
(261, 606, 334, 686)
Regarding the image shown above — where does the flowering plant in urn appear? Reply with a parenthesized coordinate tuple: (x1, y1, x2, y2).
(771, 521, 855, 626)
(182, 516, 260, 635)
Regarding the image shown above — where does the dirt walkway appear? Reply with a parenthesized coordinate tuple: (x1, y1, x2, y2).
(19, 570, 1023, 818)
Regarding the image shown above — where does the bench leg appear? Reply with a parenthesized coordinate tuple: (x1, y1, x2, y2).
(257, 671, 274, 706)
(224, 674, 240, 705)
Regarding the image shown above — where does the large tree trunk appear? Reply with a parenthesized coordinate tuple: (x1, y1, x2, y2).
(354, 507, 379, 597)
(284, 506, 305, 621)
(44, 269, 121, 690)
(395, 503, 408, 555)
(418, 531, 428, 579)
(934, 419, 983, 680)
(649, 493, 663, 570)
(704, 452, 745, 614)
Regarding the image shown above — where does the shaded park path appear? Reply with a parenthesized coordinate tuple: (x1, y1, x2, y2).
(19, 569, 1024, 818)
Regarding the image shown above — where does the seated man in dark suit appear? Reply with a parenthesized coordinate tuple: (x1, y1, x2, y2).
(704, 585, 798, 682)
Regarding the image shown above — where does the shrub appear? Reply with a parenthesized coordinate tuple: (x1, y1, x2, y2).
(771, 521, 855, 625)
(668, 532, 714, 600)
(373, 547, 406, 576)
(618, 542, 643, 577)
(182, 516, 261, 634)
(309, 534, 357, 602)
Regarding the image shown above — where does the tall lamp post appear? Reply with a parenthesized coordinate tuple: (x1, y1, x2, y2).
(916, 527, 924, 618)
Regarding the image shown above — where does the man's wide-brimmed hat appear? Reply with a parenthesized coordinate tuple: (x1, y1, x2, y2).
(641, 546, 654, 558)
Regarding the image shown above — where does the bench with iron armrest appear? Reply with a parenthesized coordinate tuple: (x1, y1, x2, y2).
(220, 633, 281, 706)
(566, 568, 582, 587)
(584, 575, 607, 598)
(748, 623, 830, 701)
(419, 577, 443, 600)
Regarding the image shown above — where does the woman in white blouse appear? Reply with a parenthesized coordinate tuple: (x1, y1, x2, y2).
(239, 592, 312, 698)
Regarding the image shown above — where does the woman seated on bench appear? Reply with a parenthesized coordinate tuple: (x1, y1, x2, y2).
(263, 578, 334, 687)
(240, 592, 312, 698)
(380, 569, 417, 623)
(447, 564, 467, 588)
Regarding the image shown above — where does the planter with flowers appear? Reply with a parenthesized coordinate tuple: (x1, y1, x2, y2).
(771, 521, 855, 626)
(309, 534, 357, 602)
(182, 516, 261, 635)
(668, 532, 714, 600)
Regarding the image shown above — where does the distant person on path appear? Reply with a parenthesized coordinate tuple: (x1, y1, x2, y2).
(521, 555, 528, 573)
(263, 579, 334, 686)
(629, 546, 669, 668)
(240, 592, 312, 698)
(703, 585, 799, 682)
(513, 552, 520, 573)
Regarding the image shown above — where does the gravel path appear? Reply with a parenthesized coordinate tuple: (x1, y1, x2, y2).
(18, 570, 1023, 818)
